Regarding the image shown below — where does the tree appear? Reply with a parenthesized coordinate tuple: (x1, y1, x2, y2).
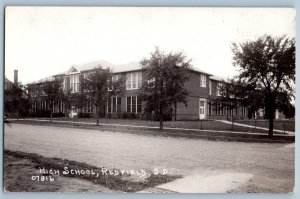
(82, 66, 124, 125)
(5, 82, 29, 118)
(232, 35, 295, 136)
(139, 48, 191, 130)
(210, 81, 240, 119)
(42, 79, 64, 122)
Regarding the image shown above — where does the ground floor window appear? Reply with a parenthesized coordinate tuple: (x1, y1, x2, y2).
(208, 101, 243, 116)
(126, 96, 142, 113)
(88, 98, 93, 113)
(241, 106, 247, 116)
(208, 102, 212, 115)
(107, 97, 121, 114)
(199, 101, 205, 114)
(82, 98, 93, 114)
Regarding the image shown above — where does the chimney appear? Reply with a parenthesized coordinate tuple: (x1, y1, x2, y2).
(14, 70, 18, 84)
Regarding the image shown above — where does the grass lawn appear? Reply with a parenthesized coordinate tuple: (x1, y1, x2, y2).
(45, 117, 294, 134)
(235, 120, 295, 132)
(4, 150, 181, 192)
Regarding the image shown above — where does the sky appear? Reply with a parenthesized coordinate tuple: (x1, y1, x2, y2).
(5, 7, 295, 84)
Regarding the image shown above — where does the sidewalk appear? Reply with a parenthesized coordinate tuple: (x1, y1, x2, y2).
(139, 172, 253, 193)
(217, 120, 294, 135)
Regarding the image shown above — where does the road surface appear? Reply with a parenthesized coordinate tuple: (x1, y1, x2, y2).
(4, 123, 294, 192)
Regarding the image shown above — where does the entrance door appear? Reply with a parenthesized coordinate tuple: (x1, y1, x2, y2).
(70, 106, 78, 118)
(199, 98, 206, 120)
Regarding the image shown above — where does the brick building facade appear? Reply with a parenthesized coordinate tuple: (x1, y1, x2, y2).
(28, 60, 249, 120)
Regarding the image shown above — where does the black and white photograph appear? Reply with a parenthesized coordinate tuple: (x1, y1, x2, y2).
(4, 6, 295, 193)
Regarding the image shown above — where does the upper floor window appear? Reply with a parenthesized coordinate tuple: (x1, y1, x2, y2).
(200, 74, 206, 87)
(112, 74, 119, 82)
(126, 72, 142, 90)
(209, 80, 212, 95)
(63, 77, 68, 92)
(70, 74, 79, 93)
(217, 82, 224, 96)
(108, 74, 120, 91)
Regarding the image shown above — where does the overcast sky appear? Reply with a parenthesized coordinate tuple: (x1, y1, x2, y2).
(5, 7, 295, 84)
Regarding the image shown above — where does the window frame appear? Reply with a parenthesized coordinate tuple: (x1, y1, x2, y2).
(209, 80, 212, 95)
(70, 74, 80, 93)
(200, 74, 206, 88)
(126, 72, 142, 90)
(126, 96, 142, 114)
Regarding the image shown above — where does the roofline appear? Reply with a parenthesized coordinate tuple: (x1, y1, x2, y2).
(209, 77, 231, 83)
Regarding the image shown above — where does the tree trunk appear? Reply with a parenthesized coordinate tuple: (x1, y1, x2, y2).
(268, 111, 274, 137)
(96, 106, 99, 126)
(174, 103, 177, 121)
(231, 115, 234, 131)
(268, 99, 275, 137)
(226, 107, 229, 120)
(50, 103, 53, 123)
(16, 102, 19, 121)
(159, 105, 163, 130)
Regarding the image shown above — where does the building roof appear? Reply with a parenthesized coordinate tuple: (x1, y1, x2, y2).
(30, 76, 55, 84)
(76, 60, 114, 72)
(190, 67, 213, 76)
(54, 60, 141, 76)
(54, 59, 213, 76)
(31, 60, 220, 84)
(112, 62, 141, 73)
(209, 75, 231, 83)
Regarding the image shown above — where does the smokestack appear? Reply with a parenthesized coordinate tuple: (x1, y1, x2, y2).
(14, 70, 18, 84)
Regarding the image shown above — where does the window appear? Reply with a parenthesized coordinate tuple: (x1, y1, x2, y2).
(220, 102, 224, 115)
(107, 98, 111, 113)
(209, 80, 212, 95)
(117, 97, 121, 113)
(126, 97, 131, 112)
(88, 98, 93, 113)
(107, 97, 121, 114)
(138, 72, 142, 88)
(216, 102, 220, 115)
(208, 102, 212, 115)
(112, 97, 117, 113)
(126, 72, 142, 90)
(137, 97, 142, 113)
(126, 96, 142, 113)
(200, 74, 206, 87)
(70, 74, 79, 92)
(217, 82, 224, 96)
(241, 107, 247, 116)
(199, 101, 205, 114)
(112, 74, 119, 82)
(63, 77, 68, 91)
(132, 97, 137, 113)
(132, 73, 137, 89)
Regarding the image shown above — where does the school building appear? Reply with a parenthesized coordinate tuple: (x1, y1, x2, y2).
(28, 60, 250, 120)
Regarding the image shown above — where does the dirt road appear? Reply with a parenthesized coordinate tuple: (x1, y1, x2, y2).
(4, 123, 294, 192)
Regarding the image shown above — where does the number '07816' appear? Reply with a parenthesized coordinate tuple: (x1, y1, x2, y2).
(31, 175, 55, 182)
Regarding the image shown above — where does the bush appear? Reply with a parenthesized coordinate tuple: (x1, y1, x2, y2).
(53, 112, 65, 117)
(122, 112, 128, 119)
(29, 111, 66, 118)
(106, 113, 112, 119)
(78, 112, 92, 118)
(120, 112, 139, 119)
